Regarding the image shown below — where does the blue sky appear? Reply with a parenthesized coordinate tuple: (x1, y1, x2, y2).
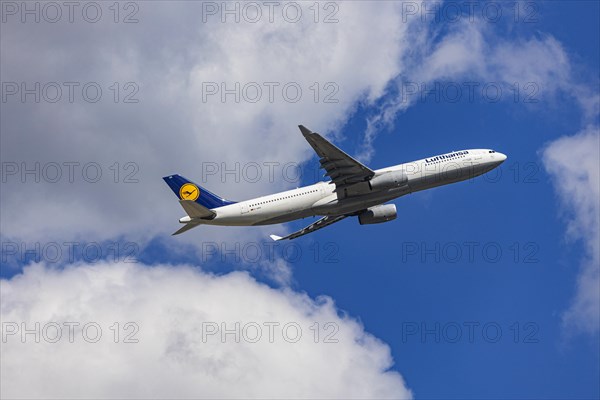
(1, 1, 598, 398)
(291, 104, 598, 398)
(289, 4, 598, 396)
(293, 73, 598, 399)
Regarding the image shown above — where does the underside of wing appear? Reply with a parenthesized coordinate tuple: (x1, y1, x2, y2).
(270, 215, 348, 241)
(299, 125, 375, 192)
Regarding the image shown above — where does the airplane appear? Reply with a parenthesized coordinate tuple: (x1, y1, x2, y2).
(163, 125, 507, 240)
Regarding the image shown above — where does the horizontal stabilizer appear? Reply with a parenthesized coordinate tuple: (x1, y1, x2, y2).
(173, 221, 202, 236)
(269, 234, 283, 241)
(179, 200, 216, 219)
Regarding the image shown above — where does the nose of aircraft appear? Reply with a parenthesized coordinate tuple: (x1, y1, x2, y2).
(494, 152, 507, 165)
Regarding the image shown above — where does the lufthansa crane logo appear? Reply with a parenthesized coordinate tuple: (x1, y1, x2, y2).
(179, 183, 200, 201)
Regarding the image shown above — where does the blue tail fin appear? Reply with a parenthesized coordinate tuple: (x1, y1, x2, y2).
(162, 174, 237, 209)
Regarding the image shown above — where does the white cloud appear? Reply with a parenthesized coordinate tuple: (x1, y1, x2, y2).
(542, 126, 600, 335)
(352, 14, 600, 339)
(1, 261, 412, 399)
(358, 20, 598, 162)
(0, 1, 413, 249)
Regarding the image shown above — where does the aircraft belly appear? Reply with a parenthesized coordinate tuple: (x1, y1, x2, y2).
(408, 162, 494, 192)
(252, 209, 315, 225)
(313, 186, 410, 215)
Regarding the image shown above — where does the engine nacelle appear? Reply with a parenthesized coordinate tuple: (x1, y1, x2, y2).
(369, 170, 407, 191)
(358, 204, 397, 225)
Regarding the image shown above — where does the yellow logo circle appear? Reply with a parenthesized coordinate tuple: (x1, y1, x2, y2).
(179, 183, 200, 201)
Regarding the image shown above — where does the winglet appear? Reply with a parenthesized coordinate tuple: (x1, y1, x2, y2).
(298, 125, 312, 136)
(269, 234, 283, 241)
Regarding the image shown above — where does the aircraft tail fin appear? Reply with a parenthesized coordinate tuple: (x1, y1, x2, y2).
(163, 174, 237, 209)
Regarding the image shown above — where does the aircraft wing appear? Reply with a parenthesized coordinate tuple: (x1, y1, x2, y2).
(299, 125, 375, 192)
(270, 215, 348, 241)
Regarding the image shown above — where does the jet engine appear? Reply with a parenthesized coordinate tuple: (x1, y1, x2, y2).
(358, 204, 397, 225)
(368, 170, 408, 191)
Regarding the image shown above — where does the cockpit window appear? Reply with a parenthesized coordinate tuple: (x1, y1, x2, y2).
(489, 150, 496, 153)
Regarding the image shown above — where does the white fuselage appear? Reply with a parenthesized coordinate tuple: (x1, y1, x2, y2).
(189, 149, 506, 226)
